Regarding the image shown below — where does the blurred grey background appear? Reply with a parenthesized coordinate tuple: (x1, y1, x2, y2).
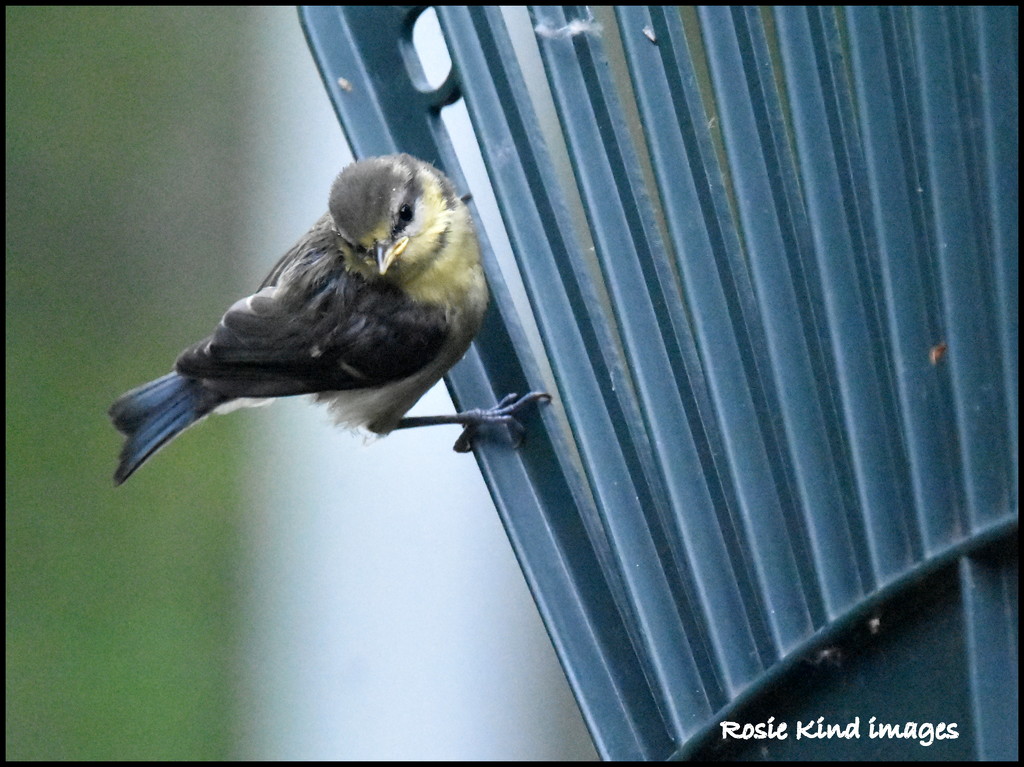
(6, 6, 595, 760)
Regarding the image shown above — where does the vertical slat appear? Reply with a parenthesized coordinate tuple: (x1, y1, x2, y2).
(912, 7, 1013, 529)
(525, 3, 722, 742)
(530, 3, 775, 715)
(442, 6, 689, 758)
(846, 6, 964, 553)
(975, 7, 1018, 510)
(699, 5, 864, 629)
(616, 4, 794, 693)
(961, 553, 1019, 760)
(775, 7, 917, 585)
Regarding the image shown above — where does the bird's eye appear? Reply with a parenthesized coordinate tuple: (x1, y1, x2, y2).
(393, 203, 415, 236)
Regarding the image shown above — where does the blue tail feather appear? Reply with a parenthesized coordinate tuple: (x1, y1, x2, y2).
(109, 373, 219, 485)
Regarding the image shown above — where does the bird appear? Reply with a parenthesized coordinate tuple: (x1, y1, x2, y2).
(109, 153, 549, 485)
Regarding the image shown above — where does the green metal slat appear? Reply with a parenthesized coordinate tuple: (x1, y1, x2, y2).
(299, 5, 1018, 760)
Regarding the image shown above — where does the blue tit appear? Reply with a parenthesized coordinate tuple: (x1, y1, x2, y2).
(110, 153, 549, 485)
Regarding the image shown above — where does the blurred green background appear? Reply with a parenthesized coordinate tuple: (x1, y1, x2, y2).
(6, 7, 595, 760)
(7, 7, 256, 759)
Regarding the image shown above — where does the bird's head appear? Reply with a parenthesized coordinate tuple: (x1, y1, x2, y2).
(328, 154, 465, 285)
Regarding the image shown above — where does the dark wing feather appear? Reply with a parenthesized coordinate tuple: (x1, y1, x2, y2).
(176, 264, 448, 398)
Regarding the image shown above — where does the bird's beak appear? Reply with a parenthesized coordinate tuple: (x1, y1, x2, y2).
(375, 236, 409, 275)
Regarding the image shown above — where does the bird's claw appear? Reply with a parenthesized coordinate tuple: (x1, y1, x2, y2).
(452, 391, 551, 453)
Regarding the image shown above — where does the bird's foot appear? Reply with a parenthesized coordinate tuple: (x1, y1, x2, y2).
(452, 391, 551, 453)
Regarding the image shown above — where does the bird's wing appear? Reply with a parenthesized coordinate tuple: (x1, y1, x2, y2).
(257, 212, 334, 291)
(175, 270, 449, 398)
